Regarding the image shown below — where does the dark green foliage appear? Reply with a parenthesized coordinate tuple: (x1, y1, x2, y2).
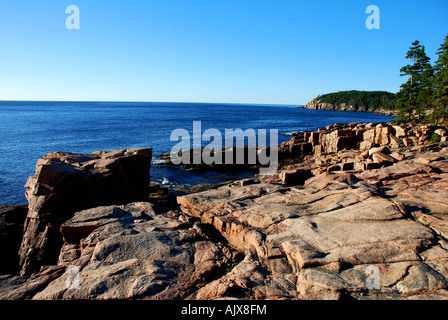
(431, 132, 441, 143)
(395, 35, 448, 125)
(432, 34, 448, 124)
(317, 90, 396, 110)
(395, 40, 434, 122)
(416, 46, 435, 119)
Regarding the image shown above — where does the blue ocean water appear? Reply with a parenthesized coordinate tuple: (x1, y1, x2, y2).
(0, 101, 394, 205)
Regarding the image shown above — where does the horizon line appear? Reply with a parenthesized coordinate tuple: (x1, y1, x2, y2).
(0, 99, 303, 107)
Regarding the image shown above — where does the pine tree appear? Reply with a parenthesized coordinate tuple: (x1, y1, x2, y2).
(416, 45, 434, 120)
(396, 40, 433, 122)
(396, 41, 422, 122)
(433, 34, 448, 123)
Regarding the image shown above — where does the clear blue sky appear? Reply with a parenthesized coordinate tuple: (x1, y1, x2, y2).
(0, 0, 447, 104)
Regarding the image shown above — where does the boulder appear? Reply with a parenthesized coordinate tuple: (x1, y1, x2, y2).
(363, 128, 376, 143)
(19, 148, 152, 276)
(320, 130, 356, 154)
(393, 125, 407, 138)
(309, 132, 320, 146)
(368, 146, 391, 156)
(359, 125, 397, 150)
(364, 161, 382, 170)
(371, 152, 396, 165)
(289, 142, 313, 157)
(279, 169, 313, 185)
(390, 151, 405, 161)
(403, 137, 412, 147)
(389, 135, 402, 148)
(375, 125, 391, 146)
(26, 202, 239, 300)
(359, 140, 373, 151)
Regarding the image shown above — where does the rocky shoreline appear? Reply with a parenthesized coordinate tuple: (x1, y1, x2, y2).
(1, 121, 448, 300)
(300, 98, 397, 116)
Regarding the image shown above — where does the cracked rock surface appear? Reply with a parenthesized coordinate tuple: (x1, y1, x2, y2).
(178, 148, 448, 299)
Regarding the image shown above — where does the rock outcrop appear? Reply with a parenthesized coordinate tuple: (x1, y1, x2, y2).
(301, 98, 397, 116)
(279, 122, 447, 167)
(2, 122, 448, 300)
(19, 148, 152, 276)
(177, 146, 448, 299)
(27, 203, 241, 300)
(157, 145, 267, 173)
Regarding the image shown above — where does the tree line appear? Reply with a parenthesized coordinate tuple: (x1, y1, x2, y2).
(396, 34, 448, 124)
(316, 90, 396, 111)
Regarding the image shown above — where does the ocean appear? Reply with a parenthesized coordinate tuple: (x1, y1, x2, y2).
(0, 101, 394, 205)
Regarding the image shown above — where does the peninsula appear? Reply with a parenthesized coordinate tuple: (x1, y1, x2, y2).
(300, 90, 397, 115)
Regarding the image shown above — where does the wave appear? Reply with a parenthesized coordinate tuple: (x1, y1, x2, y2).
(281, 131, 302, 136)
(152, 159, 168, 165)
(151, 177, 172, 185)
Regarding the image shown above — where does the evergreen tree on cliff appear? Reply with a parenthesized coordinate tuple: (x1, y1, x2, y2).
(432, 34, 448, 124)
(417, 45, 434, 119)
(396, 40, 433, 122)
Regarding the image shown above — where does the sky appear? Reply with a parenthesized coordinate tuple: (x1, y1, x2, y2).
(0, 0, 447, 105)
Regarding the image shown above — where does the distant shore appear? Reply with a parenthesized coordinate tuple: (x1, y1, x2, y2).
(299, 102, 397, 116)
(300, 90, 398, 116)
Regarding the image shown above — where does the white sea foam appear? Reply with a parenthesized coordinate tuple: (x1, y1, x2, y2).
(152, 159, 168, 164)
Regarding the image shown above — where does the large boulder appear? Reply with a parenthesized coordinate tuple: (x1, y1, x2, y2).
(29, 202, 238, 300)
(320, 129, 357, 154)
(19, 148, 152, 275)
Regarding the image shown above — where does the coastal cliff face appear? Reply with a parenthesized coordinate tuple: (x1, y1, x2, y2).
(2, 123, 448, 300)
(302, 98, 397, 116)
